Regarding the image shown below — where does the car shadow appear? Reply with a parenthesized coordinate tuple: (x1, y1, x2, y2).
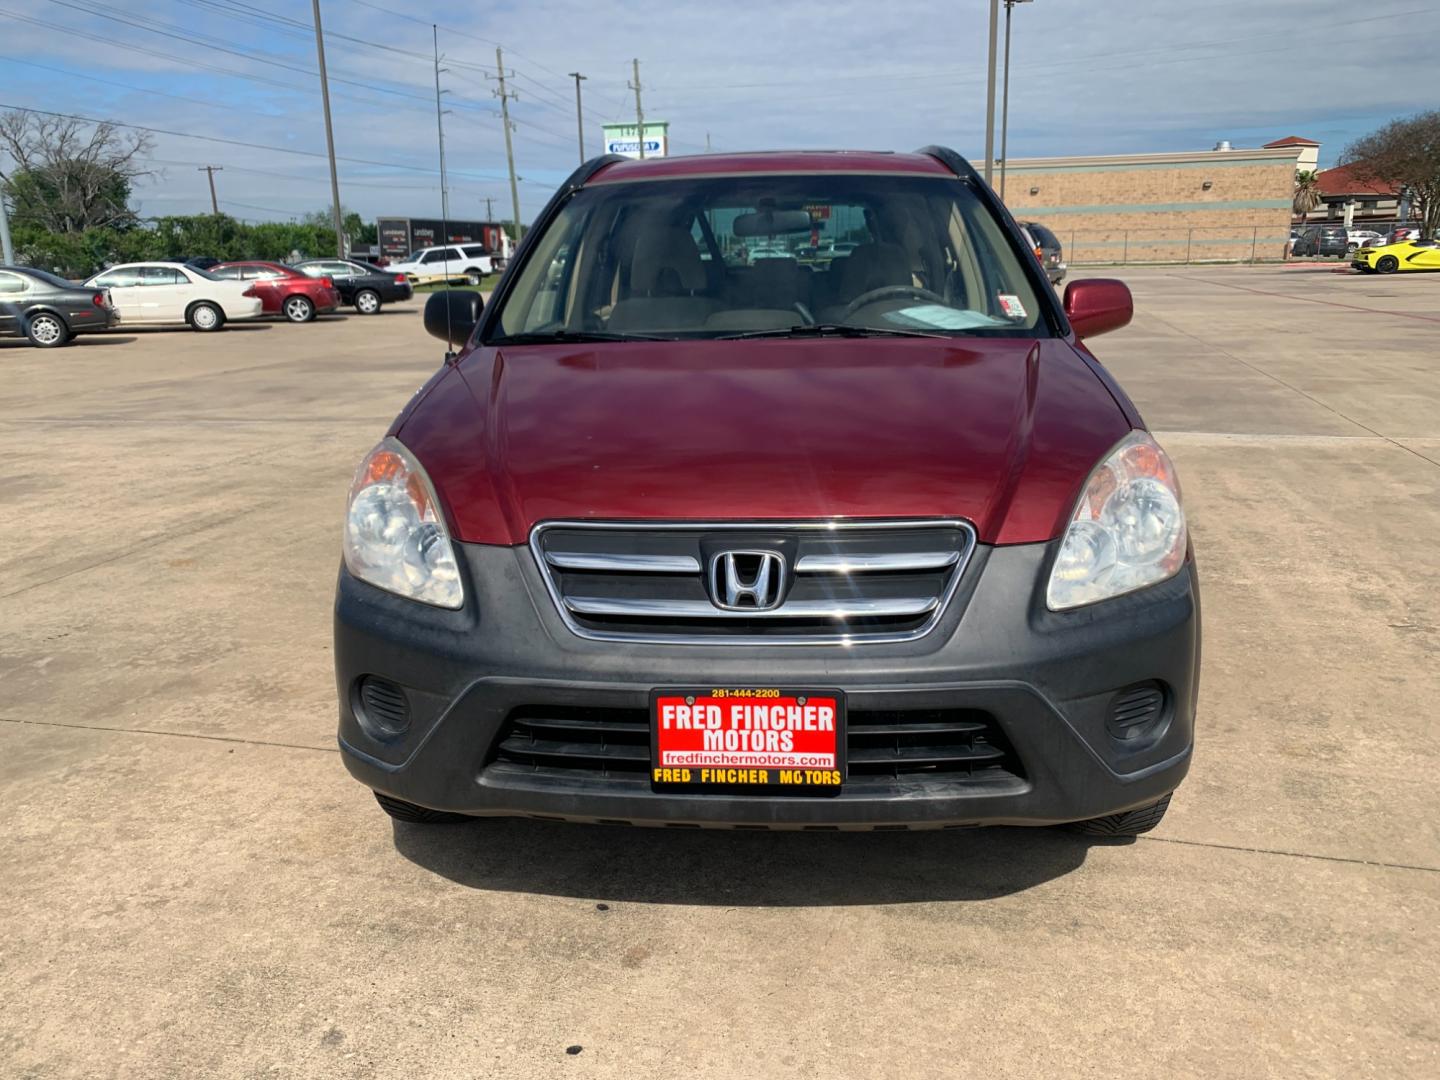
(2, 335, 138, 349)
(391, 818, 1121, 905)
(95, 324, 274, 335)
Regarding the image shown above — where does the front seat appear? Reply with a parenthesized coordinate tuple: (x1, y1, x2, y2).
(834, 242, 913, 304)
(608, 226, 718, 332)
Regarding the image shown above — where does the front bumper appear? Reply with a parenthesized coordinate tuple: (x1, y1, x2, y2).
(335, 540, 1200, 829)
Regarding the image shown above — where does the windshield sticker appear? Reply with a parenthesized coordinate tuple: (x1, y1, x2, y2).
(883, 305, 1007, 330)
(997, 294, 1027, 320)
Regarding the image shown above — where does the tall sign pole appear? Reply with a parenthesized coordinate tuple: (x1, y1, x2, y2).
(311, 0, 345, 256)
(983, 0, 999, 186)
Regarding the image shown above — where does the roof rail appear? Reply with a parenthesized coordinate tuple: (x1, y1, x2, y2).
(915, 145, 983, 183)
(560, 154, 626, 193)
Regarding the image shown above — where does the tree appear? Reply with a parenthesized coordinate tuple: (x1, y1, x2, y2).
(1341, 110, 1440, 239)
(303, 205, 376, 245)
(0, 110, 154, 233)
(1292, 169, 1322, 225)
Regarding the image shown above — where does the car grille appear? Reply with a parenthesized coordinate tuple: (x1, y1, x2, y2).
(530, 520, 976, 644)
(493, 705, 1024, 787)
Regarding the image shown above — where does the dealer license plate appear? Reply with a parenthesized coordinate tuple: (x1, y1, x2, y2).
(650, 688, 845, 792)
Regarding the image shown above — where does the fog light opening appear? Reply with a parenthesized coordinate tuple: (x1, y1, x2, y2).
(1106, 681, 1169, 744)
(354, 676, 411, 741)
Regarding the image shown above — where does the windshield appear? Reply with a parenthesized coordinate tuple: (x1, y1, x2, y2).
(489, 173, 1047, 341)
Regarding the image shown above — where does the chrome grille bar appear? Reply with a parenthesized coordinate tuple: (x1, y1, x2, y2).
(545, 551, 700, 573)
(564, 596, 940, 619)
(795, 551, 959, 573)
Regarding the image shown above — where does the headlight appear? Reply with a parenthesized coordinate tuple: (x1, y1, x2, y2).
(343, 438, 463, 609)
(1046, 431, 1187, 611)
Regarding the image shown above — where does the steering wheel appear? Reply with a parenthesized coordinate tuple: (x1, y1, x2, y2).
(840, 285, 947, 321)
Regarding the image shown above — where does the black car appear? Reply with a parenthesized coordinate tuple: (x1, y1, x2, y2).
(0, 265, 118, 347)
(183, 256, 222, 271)
(291, 259, 414, 315)
(1020, 220, 1066, 285)
(1293, 225, 1348, 258)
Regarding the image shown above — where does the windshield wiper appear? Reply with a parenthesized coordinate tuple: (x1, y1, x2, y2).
(718, 323, 952, 340)
(492, 329, 676, 344)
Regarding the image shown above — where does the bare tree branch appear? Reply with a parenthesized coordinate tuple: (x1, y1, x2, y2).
(0, 109, 154, 233)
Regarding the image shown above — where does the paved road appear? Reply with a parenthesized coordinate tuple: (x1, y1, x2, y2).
(2, 269, 1437, 1078)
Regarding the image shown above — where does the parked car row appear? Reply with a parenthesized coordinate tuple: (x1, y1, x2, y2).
(1291, 224, 1426, 257)
(0, 258, 414, 348)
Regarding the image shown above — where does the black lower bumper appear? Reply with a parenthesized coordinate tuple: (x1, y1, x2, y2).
(335, 540, 1200, 829)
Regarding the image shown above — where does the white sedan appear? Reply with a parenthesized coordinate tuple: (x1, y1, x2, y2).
(83, 262, 264, 331)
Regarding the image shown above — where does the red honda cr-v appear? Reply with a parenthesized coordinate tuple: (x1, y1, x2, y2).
(334, 147, 1199, 837)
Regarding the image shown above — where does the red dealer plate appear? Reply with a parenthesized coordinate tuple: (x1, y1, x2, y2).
(650, 688, 846, 792)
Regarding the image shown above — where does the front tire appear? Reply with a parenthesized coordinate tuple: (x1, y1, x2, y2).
(355, 289, 381, 315)
(189, 302, 225, 332)
(25, 312, 70, 348)
(374, 792, 472, 824)
(1067, 793, 1172, 837)
(1376, 255, 1400, 274)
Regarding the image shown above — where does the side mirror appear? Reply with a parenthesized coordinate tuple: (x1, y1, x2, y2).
(1063, 279, 1133, 341)
(424, 289, 482, 350)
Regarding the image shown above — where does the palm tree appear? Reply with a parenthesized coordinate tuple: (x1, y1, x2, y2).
(1293, 169, 1322, 225)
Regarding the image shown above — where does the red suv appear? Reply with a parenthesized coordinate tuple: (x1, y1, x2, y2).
(210, 261, 339, 322)
(334, 148, 1199, 837)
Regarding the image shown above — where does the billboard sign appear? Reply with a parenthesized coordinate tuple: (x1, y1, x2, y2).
(602, 121, 670, 160)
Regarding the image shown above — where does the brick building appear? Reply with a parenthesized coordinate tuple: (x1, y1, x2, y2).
(999, 143, 1304, 264)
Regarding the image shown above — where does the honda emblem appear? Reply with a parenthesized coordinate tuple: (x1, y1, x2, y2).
(708, 550, 786, 611)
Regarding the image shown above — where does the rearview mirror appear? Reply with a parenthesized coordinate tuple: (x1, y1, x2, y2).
(733, 209, 814, 237)
(424, 289, 482, 350)
(1063, 279, 1133, 340)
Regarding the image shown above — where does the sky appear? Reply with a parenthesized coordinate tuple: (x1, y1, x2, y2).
(1, 0, 1437, 226)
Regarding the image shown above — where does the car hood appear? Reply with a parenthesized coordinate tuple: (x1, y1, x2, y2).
(398, 338, 1134, 546)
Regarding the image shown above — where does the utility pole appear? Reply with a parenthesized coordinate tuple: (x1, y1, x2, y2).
(629, 58, 645, 160)
(197, 165, 223, 215)
(494, 48, 522, 245)
(432, 26, 451, 224)
(983, 0, 999, 186)
(484, 196, 494, 221)
(705, 132, 712, 154)
(568, 71, 587, 164)
(311, 0, 345, 256)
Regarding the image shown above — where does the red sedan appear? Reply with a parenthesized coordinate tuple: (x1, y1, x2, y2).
(209, 262, 340, 322)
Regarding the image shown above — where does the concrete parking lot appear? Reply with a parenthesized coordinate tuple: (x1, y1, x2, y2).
(2, 267, 1438, 1078)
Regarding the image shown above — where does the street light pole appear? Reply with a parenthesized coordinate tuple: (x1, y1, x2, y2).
(983, 0, 999, 186)
(999, 0, 1033, 202)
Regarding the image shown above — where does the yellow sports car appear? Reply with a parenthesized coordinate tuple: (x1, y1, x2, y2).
(1351, 239, 1440, 273)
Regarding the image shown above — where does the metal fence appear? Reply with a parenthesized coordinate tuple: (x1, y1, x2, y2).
(1058, 226, 1292, 266)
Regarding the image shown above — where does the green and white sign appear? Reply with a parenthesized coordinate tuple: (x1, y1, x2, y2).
(602, 121, 670, 159)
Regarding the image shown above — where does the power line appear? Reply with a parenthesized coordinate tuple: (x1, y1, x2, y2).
(0, 54, 252, 114)
(0, 102, 544, 186)
(0, 8, 447, 117)
(41, 0, 486, 110)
